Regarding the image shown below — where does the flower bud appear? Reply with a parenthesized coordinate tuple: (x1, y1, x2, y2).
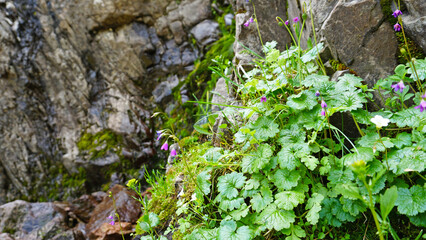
(400, 48, 406, 56)
(302, 13, 308, 21)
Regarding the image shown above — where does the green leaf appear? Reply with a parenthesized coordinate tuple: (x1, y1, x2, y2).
(278, 125, 306, 145)
(391, 108, 424, 128)
(277, 144, 307, 171)
(196, 170, 211, 197)
(229, 203, 250, 221)
(334, 183, 362, 200)
(395, 185, 426, 216)
(301, 155, 319, 170)
(328, 169, 354, 184)
(251, 186, 273, 212)
(341, 147, 374, 166)
(394, 64, 407, 77)
(275, 191, 305, 210)
(217, 172, 246, 199)
(256, 203, 296, 231)
(380, 186, 398, 220)
(283, 225, 307, 240)
(242, 144, 273, 173)
(335, 74, 363, 92)
(409, 212, 426, 227)
(273, 170, 301, 191)
(249, 116, 280, 141)
(187, 228, 218, 240)
(388, 147, 426, 175)
(266, 49, 280, 63)
(334, 91, 366, 112)
(287, 91, 317, 111)
(320, 198, 357, 227)
(218, 220, 253, 240)
(391, 132, 412, 149)
(301, 74, 329, 87)
(301, 42, 323, 63)
(194, 124, 213, 135)
(219, 197, 245, 212)
(341, 198, 367, 216)
(407, 58, 426, 80)
(139, 212, 160, 231)
(319, 156, 331, 175)
(235, 128, 253, 144)
(202, 148, 223, 162)
(358, 132, 394, 152)
(306, 204, 322, 225)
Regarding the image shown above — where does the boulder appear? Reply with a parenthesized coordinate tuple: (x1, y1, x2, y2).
(401, 0, 426, 54)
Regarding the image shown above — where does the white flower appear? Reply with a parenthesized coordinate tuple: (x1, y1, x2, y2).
(370, 115, 390, 129)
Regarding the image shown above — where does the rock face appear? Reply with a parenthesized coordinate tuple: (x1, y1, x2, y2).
(402, 0, 426, 54)
(0, 0, 220, 202)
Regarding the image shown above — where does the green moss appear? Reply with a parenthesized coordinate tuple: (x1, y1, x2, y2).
(77, 129, 123, 160)
(329, 59, 358, 75)
(396, 32, 425, 64)
(3, 227, 16, 235)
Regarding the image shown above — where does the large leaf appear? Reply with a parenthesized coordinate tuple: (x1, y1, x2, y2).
(249, 116, 280, 141)
(218, 220, 253, 240)
(277, 144, 308, 171)
(275, 190, 305, 210)
(320, 198, 357, 227)
(335, 74, 363, 92)
(305, 193, 324, 225)
(301, 43, 324, 63)
(391, 108, 425, 128)
(217, 172, 246, 199)
(380, 186, 398, 220)
(196, 170, 211, 197)
(388, 147, 426, 175)
(242, 144, 273, 173)
(256, 203, 296, 231)
(301, 74, 329, 87)
(287, 91, 317, 111)
(251, 186, 273, 212)
(395, 185, 426, 216)
(273, 170, 300, 190)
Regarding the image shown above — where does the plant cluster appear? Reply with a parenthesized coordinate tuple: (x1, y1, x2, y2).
(127, 4, 426, 240)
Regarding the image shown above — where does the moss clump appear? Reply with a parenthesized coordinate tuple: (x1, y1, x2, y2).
(329, 59, 358, 75)
(396, 32, 425, 64)
(77, 129, 123, 160)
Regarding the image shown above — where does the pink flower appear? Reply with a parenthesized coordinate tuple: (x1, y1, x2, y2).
(422, 92, 426, 99)
(285, 20, 289, 25)
(321, 109, 326, 116)
(293, 17, 299, 22)
(321, 100, 327, 108)
(156, 131, 162, 141)
(414, 99, 426, 112)
(161, 142, 168, 151)
(108, 215, 115, 225)
(394, 23, 401, 31)
(170, 149, 177, 156)
(260, 96, 267, 102)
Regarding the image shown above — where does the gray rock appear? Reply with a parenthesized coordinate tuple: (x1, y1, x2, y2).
(224, 13, 234, 26)
(0, 200, 83, 240)
(322, 0, 398, 84)
(180, 0, 212, 27)
(401, 0, 426, 54)
(191, 20, 220, 47)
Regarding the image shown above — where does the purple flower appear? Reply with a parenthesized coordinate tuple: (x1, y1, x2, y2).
(161, 142, 169, 151)
(156, 131, 162, 141)
(321, 108, 326, 116)
(315, 91, 320, 97)
(414, 99, 426, 112)
(392, 9, 402, 18)
(293, 17, 299, 23)
(260, 96, 267, 102)
(321, 100, 327, 108)
(249, 17, 254, 23)
(422, 92, 426, 99)
(285, 20, 289, 25)
(243, 21, 250, 27)
(170, 149, 177, 156)
(394, 23, 401, 31)
(391, 80, 405, 93)
(108, 215, 115, 225)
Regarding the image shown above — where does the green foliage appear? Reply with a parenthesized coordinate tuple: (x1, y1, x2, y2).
(128, 34, 426, 239)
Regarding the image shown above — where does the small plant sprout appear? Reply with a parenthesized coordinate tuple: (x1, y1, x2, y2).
(161, 142, 169, 151)
(370, 115, 390, 129)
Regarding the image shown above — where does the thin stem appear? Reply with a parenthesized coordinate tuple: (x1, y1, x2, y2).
(352, 114, 365, 136)
(363, 179, 385, 240)
(252, 2, 264, 47)
(376, 128, 389, 170)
